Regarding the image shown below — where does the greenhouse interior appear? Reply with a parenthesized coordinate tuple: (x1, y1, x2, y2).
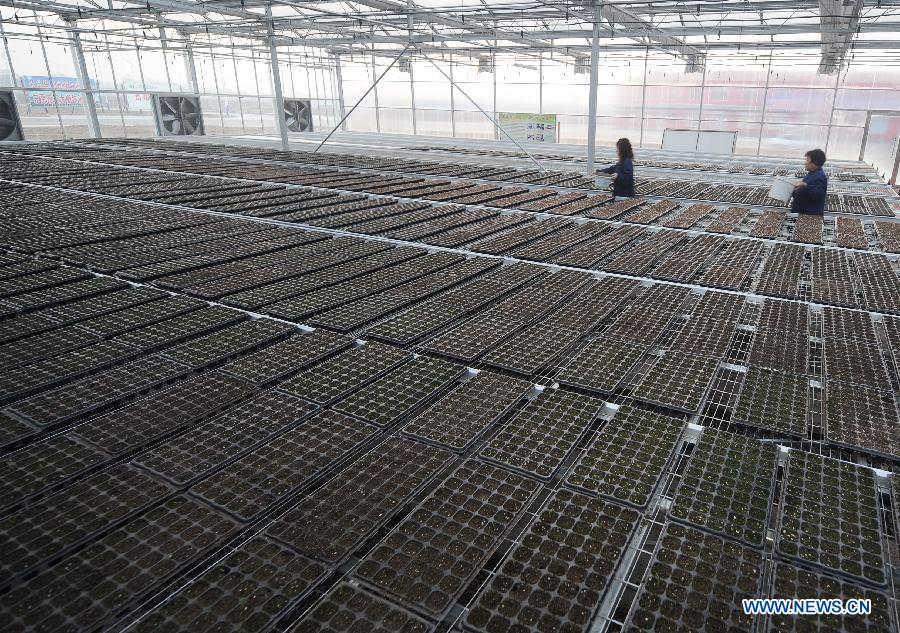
(0, 0, 899, 632)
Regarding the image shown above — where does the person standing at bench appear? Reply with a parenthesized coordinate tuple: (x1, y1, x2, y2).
(791, 148, 828, 215)
(600, 137, 635, 198)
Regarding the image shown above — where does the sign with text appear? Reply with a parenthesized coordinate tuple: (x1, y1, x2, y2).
(21, 75, 97, 107)
(498, 112, 558, 144)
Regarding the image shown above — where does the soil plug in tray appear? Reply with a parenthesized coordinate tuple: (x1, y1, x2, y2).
(130, 536, 328, 633)
(134, 390, 319, 487)
(732, 367, 809, 436)
(332, 355, 464, 427)
(557, 336, 650, 394)
(776, 451, 887, 586)
(161, 318, 297, 369)
(823, 381, 898, 456)
(622, 523, 764, 633)
(267, 437, 453, 563)
(464, 489, 640, 633)
(0, 495, 240, 633)
(189, 410, 376, 522)
(353, 459, 540, 619)
(277, 341, 410, 405)
(289, 581, 435, 633)
(565, 406, 684, 508)
(479, 389, 604, 480)
(767, 562, 893, 633)
(0, 464, 171, 585)
(402, 370, 532, 451)
(669, 429, 777, 547)
(632, 351, 719, 413)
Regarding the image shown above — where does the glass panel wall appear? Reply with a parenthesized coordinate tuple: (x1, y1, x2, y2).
(1, 9, 898, 164)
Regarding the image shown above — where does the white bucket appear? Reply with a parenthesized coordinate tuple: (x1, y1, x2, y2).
(768, 177, 795, 203)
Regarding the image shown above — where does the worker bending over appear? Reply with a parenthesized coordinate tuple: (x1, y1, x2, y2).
(600, 137, 635, 198)
(791, 148, 828, 215)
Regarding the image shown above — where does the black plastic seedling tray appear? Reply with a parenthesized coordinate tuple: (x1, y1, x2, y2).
(767, 562, 894, 633)
(267, 436, 454, 564)
(402, 370, 532, 452)
(277, 342, 409, 405)
(732, 367, 809, 437)
(622, 523, 765, 633)
(0, 464, 173, 586)
(632, 351, 719, 413)
(129, 535, 329, 633)
(220, 330, 351, 387)
(669, 429, 778, 548)
(188, 410, 376, 522)
(557, 336, 650, 395)
(824, 381, 898, 457)
(479, 388, 604, 481)
(134, 390, 318, 487)
(289, 581, 435, 633)
(464, 489, 639, 633)
(332, 355, 464, 428)
(353, 459, 541, 620)
(776, 451, 888, 587)
(565, 406, 685, 509)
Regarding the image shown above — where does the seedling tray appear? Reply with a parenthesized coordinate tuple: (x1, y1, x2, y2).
(748, 328, 809, 374)
(160, 318, 296, 369)
(632, 351, 719, 413)
(776, 451, 888, 586)
(464, 489, 640, 633)
(557, 336, 650, 394)
(478, 389, 604, 481)
(732, 367, 809, 437)
(2, 354, 189, 432)
(669, 429, 778, 547)
(332, 355, 464, 427)
(277, 342, 410, 405)
(134, 390, 318, 487)
(0, 464, 172, 586)
(221, 330, 350, 387)
(767, 562, 894, 633)
(353, 459, 540, 619)
(130, 536, 328, 633)
(0, 435, 108, 512)
(402, 371, 532, 452)
(823, 382, 898, 457)
(289, 581, 435, 633)
(0, 495, 241, 633)
(267, 436, 454, 564)
(188, 410, 376, 522)
(565, 406, 685, 508)
(622, 523, 764, 633)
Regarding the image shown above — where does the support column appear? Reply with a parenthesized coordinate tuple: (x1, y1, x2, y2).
(158, 27, 173, 90)
(70, 26, 101, 138)
(334, 54, 347, 131)
(449, 53, 456, 138)
(538, 52, 543, 114)
(266, 10, 289, 150)
(371, 52, 381, 133)
(586, 3, 602, 175)
(184, 38, 200, 93)
(696, 55, 707, 148)
(757, 50, 773, 156)
(408, 0, 416, 135)
(1, 21, 19, 88)
(638, 46, 648, 147)
(824, 67, 841, 153)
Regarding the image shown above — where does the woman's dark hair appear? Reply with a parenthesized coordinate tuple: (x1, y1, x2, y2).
(617, 137, 634, 161)
(805, 148, 826, 167)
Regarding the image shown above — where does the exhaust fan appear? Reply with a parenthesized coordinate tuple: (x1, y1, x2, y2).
(152, 94, 204, 136)
(283, 98, 313, 133)
(0, 92, 24, 141)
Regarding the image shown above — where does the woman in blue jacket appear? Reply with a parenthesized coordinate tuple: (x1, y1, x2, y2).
(600, 137, 635, 198)
(791, 148, 828, 215)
